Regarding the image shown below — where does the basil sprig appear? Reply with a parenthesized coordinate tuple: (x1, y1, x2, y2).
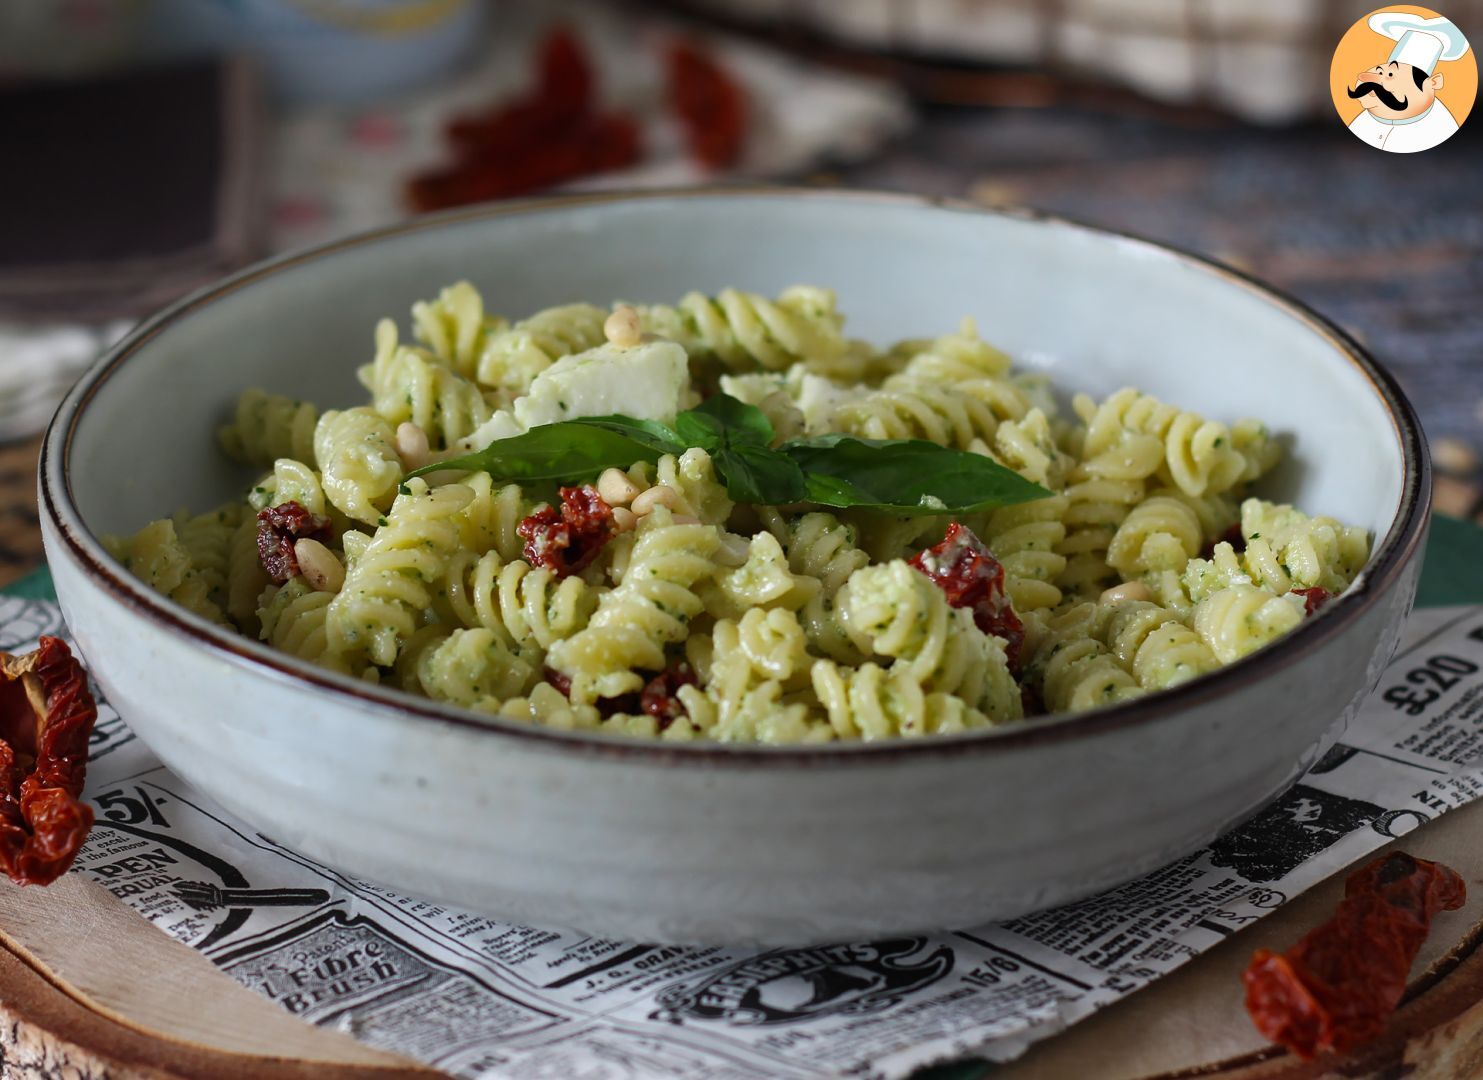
(410, 394, 1049, 515)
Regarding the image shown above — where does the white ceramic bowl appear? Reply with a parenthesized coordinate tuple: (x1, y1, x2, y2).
(41, 190, 1430, 946)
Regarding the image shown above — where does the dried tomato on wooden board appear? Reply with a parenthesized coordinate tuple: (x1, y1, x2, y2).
(908, 523, 1025, 669)
(1292, 587, 1333, 616)
(1242, 852, 1466, 1060)
(257, 501, 333, 584)
(0, 637, 99, 886)
(518, 485, 614, 578)
(665, 39, 747, 170)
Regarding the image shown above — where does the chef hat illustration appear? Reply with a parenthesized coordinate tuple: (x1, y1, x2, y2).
(1369, 12, 1471, 75)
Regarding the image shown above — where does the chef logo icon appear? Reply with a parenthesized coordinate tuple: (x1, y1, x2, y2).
(1332, 7, 1476, 153)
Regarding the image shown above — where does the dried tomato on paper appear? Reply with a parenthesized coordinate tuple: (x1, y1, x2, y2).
(518, 485, 614, 578)
(257, 500, 333, 584)
(0, 637, 99, 885)
(908, 523, 1025, 669)
(407, 25, 643, 212)
(1242, 852, 1466, 1060)
(665, 39, 747, 170)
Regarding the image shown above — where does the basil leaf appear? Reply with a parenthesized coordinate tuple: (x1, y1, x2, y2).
(673, 409, 725, 450)
(570, 415, 687, 454)
(407, 423, 670, 485)
(687, 393, 774, 446)
(715, 444, 808, 505)
(783, 436, 1052, 515)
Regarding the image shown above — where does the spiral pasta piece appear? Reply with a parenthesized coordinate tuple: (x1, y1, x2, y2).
(173, 503, 241, 607)
(773, 511, 870, 663)
(451, 471, 528, 561)
(484, 681, 600, 731)
(812, 661, 996, 740)
(105, 518, 229, 625)
(640, 286, 846, 373)
(834, 378, 1026, 451)
(702, 531, 816, 620)
(248, 458, 328, 518)
(327, 479, 474, 666)
(218, 389, 319, 467)
(258, 578, 346, 671)
(1095, 599, 1219, 690)
(547, 509, 721, 702)
(1193, 584, 1305, 664)
(838, 561, 1022, 722)
(359, 320, 495, 450)
(982, 495, 1069, 614)
(225, 516, 271, 633)
(410, 280, 505, 379)
(988, 407, 1072, 491)
(1106, 495, 1204, 579)
(890, 319, 1013, 383)
(1240, 498, 1369, 594)
(474, 302, 608, 396)
(1055, 470, 1146, 596)
(444, 551, 599, 656)
(1075, 388, 1249, 498)
(1026, 604, 1144, 713)
(415, 628, 537, 707)
(314, 407, 403, 525)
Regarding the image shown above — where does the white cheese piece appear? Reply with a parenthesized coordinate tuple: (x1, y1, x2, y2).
(456, 409, 526, 451)
(792, 371, 864, 431)
(456, 339, 691, 451)
(514, 339, 690, 430)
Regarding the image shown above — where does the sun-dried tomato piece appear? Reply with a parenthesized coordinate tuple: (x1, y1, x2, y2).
(408, 25, 643, 213)
(909, 523, 1025, 669)
(1243, 852, 1465, 1060)
(665, 39, 747, 169)
(641, 660, 698, 732)
(0, 637, 99, 885)
(1293, 587, 1333, 616)
(518, 485, 614, 578)
(257, 501, 333, 584)
(1200, 522, 1247, 560)
(543, 667, 573, 698)
(544, 667, 641, 719)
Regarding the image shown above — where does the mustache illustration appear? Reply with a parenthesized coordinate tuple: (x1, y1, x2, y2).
(1348, 79, 1409, 111)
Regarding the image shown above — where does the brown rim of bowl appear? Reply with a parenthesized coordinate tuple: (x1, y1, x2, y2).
(40, 187, 1432, 766)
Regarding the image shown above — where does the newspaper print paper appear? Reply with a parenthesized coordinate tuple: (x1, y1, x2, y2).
(5, 597, 1482, 1079)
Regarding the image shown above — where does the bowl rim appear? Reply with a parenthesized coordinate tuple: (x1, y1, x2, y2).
(40, 186, 1433, 766)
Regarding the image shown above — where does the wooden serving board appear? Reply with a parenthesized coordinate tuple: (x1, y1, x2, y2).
(1, 798, 1481, 1079)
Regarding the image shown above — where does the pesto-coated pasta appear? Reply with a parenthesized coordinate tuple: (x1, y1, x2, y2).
(112, 279, 1369, 744)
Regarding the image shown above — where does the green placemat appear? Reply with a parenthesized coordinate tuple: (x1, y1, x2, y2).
(6, 515, 1480, 1080)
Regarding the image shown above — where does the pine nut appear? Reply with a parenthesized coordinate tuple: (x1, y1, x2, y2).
(611, 506, 638, 532)
(597, 467, 641, 506)
(1100, 581, 1152, 605)
(294, 538, 345, 592)
(671, 514, 702, 526)
(396, 422, 430, 470)
(604, 304, 643, 347)
(630, 484, 678, 516)
(716, 534, 751, 566)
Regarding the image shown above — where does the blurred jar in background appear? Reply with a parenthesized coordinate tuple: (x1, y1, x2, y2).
(0, 0, 489, 102)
